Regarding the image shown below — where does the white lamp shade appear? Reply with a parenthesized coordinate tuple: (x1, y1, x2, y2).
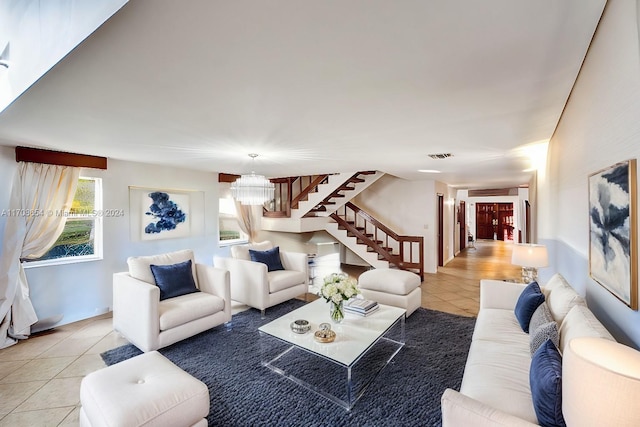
(511, 244, 548, 268)
(563, 337, 640, 426)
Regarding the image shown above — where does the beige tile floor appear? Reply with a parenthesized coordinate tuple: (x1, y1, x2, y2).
(0, 239, 520, 426)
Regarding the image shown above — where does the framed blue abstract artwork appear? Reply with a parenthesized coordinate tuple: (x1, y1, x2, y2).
(588, 159, 638, 310)
(129, 187, 204, 241)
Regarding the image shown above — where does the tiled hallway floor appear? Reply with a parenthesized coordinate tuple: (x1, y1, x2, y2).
(0, 239, 520, 426)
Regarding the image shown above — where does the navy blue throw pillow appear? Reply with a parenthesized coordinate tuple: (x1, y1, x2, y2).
(249, 246, 285, 272)
(530, 339, 566, 427)
(150, 259, 200, 301)
(514, 281, 545, 333)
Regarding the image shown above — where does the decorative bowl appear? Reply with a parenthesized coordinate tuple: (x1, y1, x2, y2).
(290, 319, 311, 334)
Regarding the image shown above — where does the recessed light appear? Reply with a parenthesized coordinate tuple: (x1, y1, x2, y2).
(418, 169, 441, 173)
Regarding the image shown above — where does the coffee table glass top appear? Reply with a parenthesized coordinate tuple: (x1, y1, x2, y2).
(258, 298, 406, 366)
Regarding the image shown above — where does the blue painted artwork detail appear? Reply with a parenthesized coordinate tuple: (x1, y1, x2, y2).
(590, 164, 630, 261)
(589, 161, 633, 304)
(144, 192, 187, 234)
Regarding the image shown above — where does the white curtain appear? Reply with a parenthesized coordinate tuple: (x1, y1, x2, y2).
(0, 162, 80, 349)
(234, 200, 258, 242)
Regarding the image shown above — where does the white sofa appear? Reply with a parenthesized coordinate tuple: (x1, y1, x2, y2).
(213, 241, 308, 316)
(113, 249, 231, 352)
(441, 273, 616, 426)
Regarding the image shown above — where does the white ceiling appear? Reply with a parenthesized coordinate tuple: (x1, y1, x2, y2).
(0, 0, 606, 188)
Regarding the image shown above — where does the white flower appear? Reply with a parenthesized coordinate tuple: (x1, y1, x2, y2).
(320, 273, 360, 303)
(322, 283, 337, 299)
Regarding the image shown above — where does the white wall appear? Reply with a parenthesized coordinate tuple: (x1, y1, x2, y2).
(353, 175, 439, 273)
(0, 148, 222, 326)
(540, 0, 640, 347)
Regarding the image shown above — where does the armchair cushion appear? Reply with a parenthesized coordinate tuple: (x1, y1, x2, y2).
(159, 292, 225, 331)
(268, 270, 308, 293)
(249, 246, 285, 272)
(150, 260, 200, 301)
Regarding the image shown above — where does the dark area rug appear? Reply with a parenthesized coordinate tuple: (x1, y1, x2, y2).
(101, 300, 475, 427)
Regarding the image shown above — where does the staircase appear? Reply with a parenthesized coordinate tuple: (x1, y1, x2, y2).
(261, 171, 423, 277)
(326, 202, 424, 278)
(291, 171, 384, 219)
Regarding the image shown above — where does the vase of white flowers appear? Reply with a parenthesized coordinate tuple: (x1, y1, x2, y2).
(320, 273, 359, 323)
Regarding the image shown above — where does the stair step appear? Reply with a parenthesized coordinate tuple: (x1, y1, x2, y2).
(338, 186, 356, 191)
(319, 201, 336, 206)
(347, 177, 365, 183)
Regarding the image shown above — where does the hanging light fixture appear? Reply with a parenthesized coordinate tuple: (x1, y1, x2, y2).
(230, 153, 275, 205)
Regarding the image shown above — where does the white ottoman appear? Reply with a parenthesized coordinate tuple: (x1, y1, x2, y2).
(358, 269, 422, 317)
(80, 351, 209, 427)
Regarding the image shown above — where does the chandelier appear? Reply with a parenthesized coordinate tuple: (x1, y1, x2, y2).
(230, 154, 275, 205)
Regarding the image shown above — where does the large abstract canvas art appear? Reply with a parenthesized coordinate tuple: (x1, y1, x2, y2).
(588, 159, 638, 309)
(129, 187, 205, 241)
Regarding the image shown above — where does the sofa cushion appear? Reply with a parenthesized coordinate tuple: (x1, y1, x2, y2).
(268, 270, 307, 293)
(127, 249, 198, 288)
(558, 304, 615, 354)
(472, 309, 530, 346)
(541, 273, 571, 298)
(231, 241, 273, 261)
(529, 302, 554, 334)
(547, 284, 585, 325)
(249, 246, 285, 272)
(514, 282, 545, 333)
(460, 339, 538, 424)
(530, 339, 566, 427)
(158, 292, 225, 331)
(530, 321, 559, 356)
(151, 260, 200, 301)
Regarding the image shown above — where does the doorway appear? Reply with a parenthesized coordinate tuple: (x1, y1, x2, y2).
(459, 201, 466, 251)
(438, 194, 444, 267)
(475, 202, 514, 241)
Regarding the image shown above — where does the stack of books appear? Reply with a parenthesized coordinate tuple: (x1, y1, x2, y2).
(344, 298, 379, 317)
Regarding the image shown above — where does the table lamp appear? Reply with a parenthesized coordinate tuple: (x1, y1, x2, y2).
(563, 337, 640, 426)
(511, 243, 548, 283)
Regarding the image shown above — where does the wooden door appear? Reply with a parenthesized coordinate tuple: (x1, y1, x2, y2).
(497, 203, 514, 241)
(525, 200, 531, 243)
(459, 201, 466, 250)
(438, 194, 444, 267)
(476, 203, 495, 239)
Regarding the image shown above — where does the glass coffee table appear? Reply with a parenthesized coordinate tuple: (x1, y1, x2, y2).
(258, 298, 406, 410)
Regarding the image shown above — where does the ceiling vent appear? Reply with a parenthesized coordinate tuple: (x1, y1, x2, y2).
(428, 153, 453, 159)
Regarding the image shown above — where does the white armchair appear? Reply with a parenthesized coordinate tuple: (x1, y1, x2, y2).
(113, 249, 231, 352)
(214, 241, 308, 316)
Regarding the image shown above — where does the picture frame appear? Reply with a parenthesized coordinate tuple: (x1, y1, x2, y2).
(129, 186, 205, 241)
(588, 159, 638, 309)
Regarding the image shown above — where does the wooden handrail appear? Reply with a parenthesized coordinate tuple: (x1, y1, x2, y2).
(263, 174, 329, 218)
(291, 175, 329, 209)
(331, 202, 424, 278)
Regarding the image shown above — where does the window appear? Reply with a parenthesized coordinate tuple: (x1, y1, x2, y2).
(24, 177, 103, 266)
(219, 196, 248, 245)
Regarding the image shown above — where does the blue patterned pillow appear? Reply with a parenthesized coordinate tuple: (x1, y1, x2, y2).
(530, 339, 566, 427)
(514, 281, 545, 333)
(150, 259, 200, 301)
(249, 246, 285, 272)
